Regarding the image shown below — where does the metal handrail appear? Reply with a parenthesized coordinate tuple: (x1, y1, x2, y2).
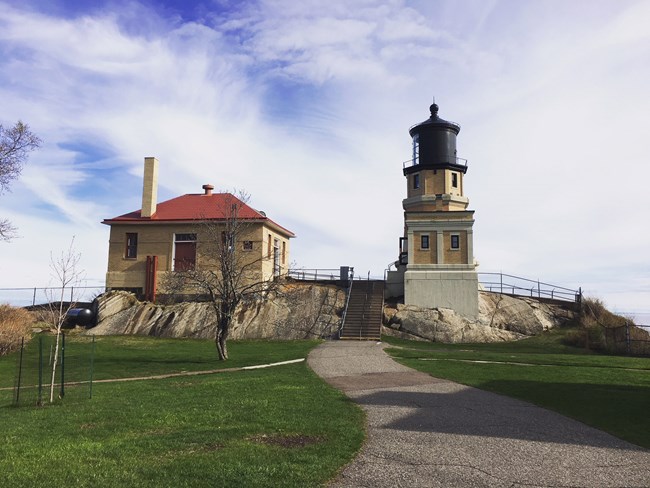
(478, 272, 581, 303)
(402, 156, 468, 169)
(288, 268, 383, 281)
(288, 268, 341, 281)
(337, 272, 355, 339)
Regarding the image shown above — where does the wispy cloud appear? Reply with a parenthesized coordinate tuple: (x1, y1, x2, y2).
(0, 0, 648, 313)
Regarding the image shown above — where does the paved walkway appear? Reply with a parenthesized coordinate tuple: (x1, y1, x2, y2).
(307, 341, 650, 488)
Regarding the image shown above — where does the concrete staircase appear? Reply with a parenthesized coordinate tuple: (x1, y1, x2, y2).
(339, 280, 384, 340)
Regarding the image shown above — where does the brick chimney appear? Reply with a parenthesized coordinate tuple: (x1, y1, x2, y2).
(141, 157, 159, 218)
(202, 184, 214, 196)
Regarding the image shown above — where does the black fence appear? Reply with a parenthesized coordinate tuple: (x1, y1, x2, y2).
(8, 333, 96, 407)
(602, 322, 650, 356)
(0, 286, 105, 308)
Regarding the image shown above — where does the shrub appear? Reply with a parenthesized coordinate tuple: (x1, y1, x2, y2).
(0, 304, 34, 355)
(581, 297, 627, 329)
(564, 297, 645, 354)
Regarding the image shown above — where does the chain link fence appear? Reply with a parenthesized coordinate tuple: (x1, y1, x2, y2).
(0, 286, 105, 308)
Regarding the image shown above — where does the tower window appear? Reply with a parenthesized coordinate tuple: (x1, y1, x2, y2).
(412, 134, 419, 165)
(413, 173, 420, 189)
(451, 173, 458, 188)
(243, 240, 253, 251)
(450, 234, 460, 250)
(421, 234, 429, 249)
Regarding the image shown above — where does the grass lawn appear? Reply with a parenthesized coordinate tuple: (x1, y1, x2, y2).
(0, 336, 364, 487)
(383, 331, 650, 449)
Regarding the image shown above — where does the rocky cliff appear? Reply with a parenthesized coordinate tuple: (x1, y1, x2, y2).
(89, 282, 346, 340)
(383, 292, 575, 343)
(89, 284, 575, 343)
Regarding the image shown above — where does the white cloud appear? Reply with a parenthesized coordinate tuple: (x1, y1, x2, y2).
(0, 0, 649, 314)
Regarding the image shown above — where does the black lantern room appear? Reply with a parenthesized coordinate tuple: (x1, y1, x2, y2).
(404, 102, 467, 176)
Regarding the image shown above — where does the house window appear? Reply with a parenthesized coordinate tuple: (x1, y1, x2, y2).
(174, 233, 197, 271)
(273, 238, 280, 277)
(267, 233, 272, 257)
(282, 241, 286, 264)
(125, 233, 138, 259)
(413, 173, 420, 190)
(421, 234, 429, 250)
(451, 173, 458, 188)
(221, 231, 234, 251)
(450, 234, 460, 250)
(243, 240, 253, 251)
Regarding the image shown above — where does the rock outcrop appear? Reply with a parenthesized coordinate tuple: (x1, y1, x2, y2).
(90, 285, 575, 344)
(382, 291, 575, 343)
(89, 282, 346, 340)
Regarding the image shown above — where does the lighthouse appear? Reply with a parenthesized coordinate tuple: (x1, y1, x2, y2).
(386, 101, 479, 318)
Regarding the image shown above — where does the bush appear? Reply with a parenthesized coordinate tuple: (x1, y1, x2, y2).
(0, 304, 34, 355)
(562, 298, 624, 350)
(563, 297, 647, 354)
(581, 297, 628, 329)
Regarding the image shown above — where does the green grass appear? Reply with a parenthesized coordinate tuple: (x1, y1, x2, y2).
(0, 334, 322, 389)
(383, 332, 650, 449)
(0, 336, 364, 487)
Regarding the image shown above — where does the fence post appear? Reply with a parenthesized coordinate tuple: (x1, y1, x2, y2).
(32, 288, 37, 306)
(89, 336, 95, 399)
(500, 273, 503, 294)
(625, 321, 631, 355)
(14, 337, 25, 406)
(537, 279, 541, 298)
(38, 336, 43, 406)
(60, 332, 65, 399)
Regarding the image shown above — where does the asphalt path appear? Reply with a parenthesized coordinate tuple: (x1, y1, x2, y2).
(307, 341, 650, 488)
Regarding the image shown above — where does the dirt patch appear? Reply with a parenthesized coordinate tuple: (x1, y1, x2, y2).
(197, 442, 223, 452)
(249, 433, 323, 448)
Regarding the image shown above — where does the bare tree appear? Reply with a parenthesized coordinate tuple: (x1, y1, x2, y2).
(163, 192, 279, 360)
(44, 237, 84, 402)
(0, 120, 42, 241)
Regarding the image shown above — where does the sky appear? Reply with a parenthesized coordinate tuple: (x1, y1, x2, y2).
(0, 0, 649, 318)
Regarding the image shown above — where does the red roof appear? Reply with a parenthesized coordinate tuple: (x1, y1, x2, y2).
(102, 192, 295, 237)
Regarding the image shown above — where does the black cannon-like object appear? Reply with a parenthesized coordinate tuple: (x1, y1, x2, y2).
(65, 308, 95, 327)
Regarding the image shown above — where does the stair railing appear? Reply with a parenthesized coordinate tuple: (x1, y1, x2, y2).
(359, 277, 373, 340)
(337, 275, 354, 339)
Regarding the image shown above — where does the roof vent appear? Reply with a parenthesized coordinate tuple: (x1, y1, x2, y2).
(258, 210, 266, 217)
(202, 184, 214, 196)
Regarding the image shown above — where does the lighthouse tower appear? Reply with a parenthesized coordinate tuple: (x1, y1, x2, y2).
(387, 101, 479, 318)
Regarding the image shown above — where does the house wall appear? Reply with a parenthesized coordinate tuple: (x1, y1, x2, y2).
(106, 222, 291, 293)
(261, 225, 292, 282)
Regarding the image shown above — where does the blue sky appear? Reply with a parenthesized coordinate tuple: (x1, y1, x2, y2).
(1, 0, 649, 316)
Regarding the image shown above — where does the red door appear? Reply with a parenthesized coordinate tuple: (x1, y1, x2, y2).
(174, 242, 196, 271)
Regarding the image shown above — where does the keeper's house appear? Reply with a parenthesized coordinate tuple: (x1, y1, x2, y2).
(102, 157, 295, 301)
